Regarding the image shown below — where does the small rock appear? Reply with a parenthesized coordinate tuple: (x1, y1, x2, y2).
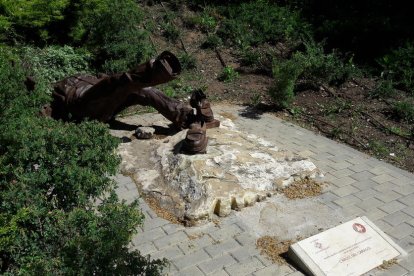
(135, 126, 155, 139)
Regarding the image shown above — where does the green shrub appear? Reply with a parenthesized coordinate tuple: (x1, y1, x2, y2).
(0, 0, 69, 42)
(162, 22, 181, 42)
(202, 34, 223, 49)
(379, 43, 414, 94)
(72, 0, 153, 73)
(269, 59, 302, 108)
(218, 66, 239, 82)
(20, 45, 91, 84)
(179, 52, 197, 70)
(0, 45, 166, 275)
(217, 1, 309, 47)
(393, 101, 414, 122)
(370, 79, 395, 98)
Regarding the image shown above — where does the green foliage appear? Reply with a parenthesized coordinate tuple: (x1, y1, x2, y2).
(83, 0, 153, 73)
(162, 22, 181, 42)
(0, 46, 166, 275)
(269, 40, 357, 108)
(0, 0, 69, 41)
(20, 45, 91, 84)
(179, 52, 197, 70)
(218, 65, 239, 82)
(217, 1, 309, 48)
(202, 34, 223, 49)
(269, 59, 301, 108)
(393, 101, 414, 123)
(379, 43, 414, 94)
(370, 79, 395, 98)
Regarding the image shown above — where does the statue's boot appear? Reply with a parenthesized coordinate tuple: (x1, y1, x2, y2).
(116, 87, 195, 129)
(128, 51, 181, 86)
(182, 122, 208, 154)
(190, 90, 220, 129)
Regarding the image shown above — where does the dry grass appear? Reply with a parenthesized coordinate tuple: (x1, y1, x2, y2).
(281, 177, 324, 199)
(379, 258, 398, 270)
(145, 196, 182, 224)
(256, 236, 294, 265)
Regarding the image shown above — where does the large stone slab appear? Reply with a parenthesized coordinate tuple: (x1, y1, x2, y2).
(113, 113, 322, 224)
(288, 216, 406, 276)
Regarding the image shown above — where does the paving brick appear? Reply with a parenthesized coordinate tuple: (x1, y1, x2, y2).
(316, 192, 340, 204)
(375, 190, 403, 203)
(151, 245, 184, 261)
(132, 227, 166, 245)
(402, 206, 414, 218)
(134, 242, 157, 256)
(234, 232, 257, 247)
(357, 197, 386, 211)
(177, 266, 205, 276)
(209, 224, 244, 242)
(142, 217, 169, 231)
(225, 257, 264, 276)
(162, 223, 185, 235)
(331, 176, 357, 187)
(383, 212, 413, 227)
(365, 208, 388, 221)
(179, 234, 215, 254)
(394, 185, 414, 196)
(348, 163, 374, 173)
(375, 182, 401, 193)
(333, 185, 360, 197)
(399, 194, 414, 206)
(333, 194, 361, 207)
(373, 219, 393, 233)
(230, 246, 260, 262)
(342, 205, 364, 219)
(399, 235, 414, 253)
(154, 230, 188, 249)
(372, 174, 397, 184)
(353, 188, 379, 200)
(353, 180, 379, 191)
(327, 161, 352, 170)
(387, 223, 414, 240)
(199, 254, 237, 275)
(399, 252, 414, 271)
(253, 264, 293, 276)
(379, 201, 407, 214)
(204, 238, 242, 258)
(209, 270, 230, 276)
(350, 171, 376, 181)
(173, 250, 211, 270)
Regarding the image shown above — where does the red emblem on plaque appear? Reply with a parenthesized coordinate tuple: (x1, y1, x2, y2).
(352, 223, 366, 233)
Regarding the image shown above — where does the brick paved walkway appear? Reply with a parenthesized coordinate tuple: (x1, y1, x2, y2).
(114, 104, 414, 276)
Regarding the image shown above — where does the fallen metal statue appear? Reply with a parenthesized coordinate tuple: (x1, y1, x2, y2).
(40, 51, 219, 154)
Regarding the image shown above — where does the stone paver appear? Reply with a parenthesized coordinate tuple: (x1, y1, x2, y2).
(114, 105, 414, 275)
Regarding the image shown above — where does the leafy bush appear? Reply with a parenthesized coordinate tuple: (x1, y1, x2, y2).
(379, 43, 414, 94)
(217, 1, 309, 47)
(370, 79, 395, 98)
(0, 0, 69, 42)
(269, 40, 357, 108)
(83, 0, 153, 72)
(218, 66, 239, 82)
(393, 101, 414, 123)
(202, 34, 223, 49)
(269, 59, 302, 108)
(162, 22, 181, 42)
(179, 52, 197, 70)
(0, 45, 165, 275)
(20, 45, 91, 84)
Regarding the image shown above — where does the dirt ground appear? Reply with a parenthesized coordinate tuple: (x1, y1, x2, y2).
(140, 3, 414, 173)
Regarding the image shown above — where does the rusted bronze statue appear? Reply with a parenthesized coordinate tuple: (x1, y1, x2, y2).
(41, 51, 219, 153)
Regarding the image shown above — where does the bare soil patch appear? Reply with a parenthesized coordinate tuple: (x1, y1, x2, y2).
(280, 178, 325, 199)
(256, 236, 295, 265)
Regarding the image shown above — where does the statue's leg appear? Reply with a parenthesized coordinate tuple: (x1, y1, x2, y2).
(115, 87, 194, 129)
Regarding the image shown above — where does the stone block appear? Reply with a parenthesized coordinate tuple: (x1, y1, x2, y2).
(198, 255, 237, 275)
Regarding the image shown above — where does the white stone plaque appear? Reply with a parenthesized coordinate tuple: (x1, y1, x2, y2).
(289, 216, 406, 276)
